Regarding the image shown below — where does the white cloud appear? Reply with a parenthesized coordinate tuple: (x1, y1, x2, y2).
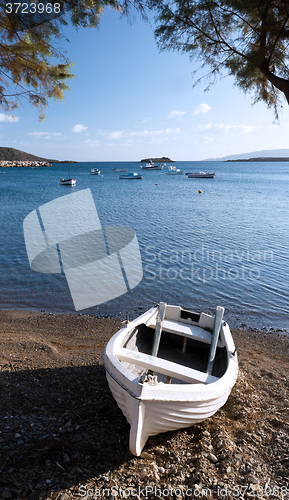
(103, 129, 175, 139)
(141, 117, 152, 123)
(150, 137, 167, 144)
(168, 110, 186, 118)
(196, 123, 260, 134)
(98, 128, 182, 148)
(28, 131, 62, 138)
(129, 128, 180, 138)
(165, 128, 180, 134)
(81, 139, 100, 146)
(193, 103, 212, 115)
(0, 113, 19, 122)
(106, 131, 124, 139)
(130, 129, 163, 137)
(71, 124, 88, 133)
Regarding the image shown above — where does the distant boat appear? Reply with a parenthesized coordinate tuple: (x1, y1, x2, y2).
(141, 163, 163, 170)
(60, 164, 76, 185)
(119, 172, 143, 179)
(113, 168, 128, 172)
(187, 172, 215, 178)
(60, 178, 76, 185)
(90, 168, 101, 175)
(165, 168, 185, 175)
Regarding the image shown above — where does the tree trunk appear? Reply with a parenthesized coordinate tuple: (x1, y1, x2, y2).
(260, 62, 289, 104)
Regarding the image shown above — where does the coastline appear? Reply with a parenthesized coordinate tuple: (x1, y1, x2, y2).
(225, 157, 289, 162)
(0, 161, 52, 168)
(0, 310, 288, 500)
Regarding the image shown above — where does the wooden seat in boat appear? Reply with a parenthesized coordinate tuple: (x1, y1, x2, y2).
(146, 319, 222, 346)
(117, 347, 218, 384)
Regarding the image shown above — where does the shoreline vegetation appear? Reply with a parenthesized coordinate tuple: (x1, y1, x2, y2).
(225, 157, 289, 162)
(0, 309, 288, 500)
(140, 157, 174, 163)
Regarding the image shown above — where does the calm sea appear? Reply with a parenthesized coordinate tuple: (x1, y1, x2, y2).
(1, 160, 289, 331)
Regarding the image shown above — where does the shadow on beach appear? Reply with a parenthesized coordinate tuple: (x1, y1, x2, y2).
(0, 363, 134, 499)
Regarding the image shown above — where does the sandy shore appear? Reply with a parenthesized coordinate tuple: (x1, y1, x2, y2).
(0, 310, 288, 500)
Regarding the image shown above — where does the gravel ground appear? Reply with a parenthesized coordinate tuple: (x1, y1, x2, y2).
(0, 310, 288, 500)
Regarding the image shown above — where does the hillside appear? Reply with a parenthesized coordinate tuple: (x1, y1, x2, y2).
(204, 148, 289, 161)
(0, 147, 57, 163)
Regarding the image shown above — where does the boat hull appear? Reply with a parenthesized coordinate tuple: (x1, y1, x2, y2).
(60, 178, 76, 185)
(140, 163, 163, 170)
(103, 305, 238, 456)
(187, 173, 215, 178)
(106, 371, 230, 456)
(141, 167, 163, 170)
(119, 173, 143, 179)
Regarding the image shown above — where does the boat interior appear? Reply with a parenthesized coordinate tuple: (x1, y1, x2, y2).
(120, 320, 228, 385)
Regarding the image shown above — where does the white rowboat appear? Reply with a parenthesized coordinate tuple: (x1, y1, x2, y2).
(103, 303, 238, 456)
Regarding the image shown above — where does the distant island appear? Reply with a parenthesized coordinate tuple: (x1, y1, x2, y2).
(140, 156, 174, 163)
(226, 157, 289, 162)
(204, 148, 289, 161)
(0, 147, 77, 166)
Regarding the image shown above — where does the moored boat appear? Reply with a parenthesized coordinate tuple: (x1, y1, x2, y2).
(60, 164, 76, 185)
(113, 168, 129, 172)
(90, 168, 101, 175)
(103, 303, 238, 456)
(187, 171, 215, 178)
(140, 163, 163, 170)
(60, 178, 76, 185)
(165, 168, 185, 175)
(119, 172, 143, 179)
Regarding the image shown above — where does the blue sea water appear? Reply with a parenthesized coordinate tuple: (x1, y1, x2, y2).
(1, 160, 289, 331)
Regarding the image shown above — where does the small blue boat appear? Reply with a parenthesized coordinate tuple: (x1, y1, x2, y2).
(119, 172, 143, 179)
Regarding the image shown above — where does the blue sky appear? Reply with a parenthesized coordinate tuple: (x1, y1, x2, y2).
(2, 8, 289, 161)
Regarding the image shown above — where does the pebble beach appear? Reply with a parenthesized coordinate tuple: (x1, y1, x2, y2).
(0, 310, 288, 500)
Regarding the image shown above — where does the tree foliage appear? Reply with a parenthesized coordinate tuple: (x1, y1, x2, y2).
(149, 0, 289, 118)
(0, 0, 122, 118)
(3, 0, 289, 119)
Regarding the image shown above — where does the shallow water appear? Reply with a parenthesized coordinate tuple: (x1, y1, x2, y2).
(1, 160, 289, 330)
